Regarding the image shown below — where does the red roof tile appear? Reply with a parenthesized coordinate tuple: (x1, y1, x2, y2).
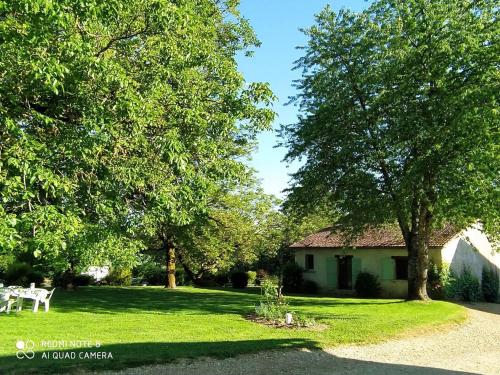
(290, 224, 459, 249)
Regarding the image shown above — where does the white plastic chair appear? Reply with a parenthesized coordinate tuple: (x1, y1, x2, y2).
(0, 292, 15, 314)
(35, 288, 55, 312)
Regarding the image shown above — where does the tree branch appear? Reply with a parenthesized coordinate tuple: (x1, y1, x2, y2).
(96, 16, 149, 57)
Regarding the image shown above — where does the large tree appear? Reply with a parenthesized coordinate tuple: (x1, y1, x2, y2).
(281, 0, 499, 300)
(173, 176, 279, 281)
(0, 0, 274, 282)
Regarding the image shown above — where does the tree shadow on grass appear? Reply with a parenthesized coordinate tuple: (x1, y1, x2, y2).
(21, 286, 406, 321)
(48, 286, 260, 315)
(0, 339, 481, 375)
(0, 338, 318, 374)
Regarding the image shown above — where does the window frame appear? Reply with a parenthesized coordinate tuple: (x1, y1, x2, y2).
(305, 254, 315, 271)
(392, 256, 408, 280)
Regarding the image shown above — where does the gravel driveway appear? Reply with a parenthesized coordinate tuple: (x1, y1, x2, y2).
(101, 303, 500, 375)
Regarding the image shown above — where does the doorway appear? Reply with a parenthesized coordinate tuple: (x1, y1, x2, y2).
(337, 255, 352, 289)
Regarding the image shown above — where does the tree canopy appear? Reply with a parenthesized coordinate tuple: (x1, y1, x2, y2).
(281, 0, 499, 299)
(0, 0, 274, 277)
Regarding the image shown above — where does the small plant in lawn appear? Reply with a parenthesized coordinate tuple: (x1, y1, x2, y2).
(292, 312, 316, 327)
(254, 278, 315, 327)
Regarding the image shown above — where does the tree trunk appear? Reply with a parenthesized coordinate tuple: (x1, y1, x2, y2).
(406, 209, 431, 300)
(407, 236, 429, 300)
(163, 237, 176, 289)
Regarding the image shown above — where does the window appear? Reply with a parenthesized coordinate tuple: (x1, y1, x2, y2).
(305, 254, 314, 270)
(393, 256, 408, 280)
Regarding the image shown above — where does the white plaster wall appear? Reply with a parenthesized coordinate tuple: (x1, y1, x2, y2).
(441, 225, 500, 282)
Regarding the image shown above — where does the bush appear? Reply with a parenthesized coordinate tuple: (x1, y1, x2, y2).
(73, 274, 96, 287)
(427, 262, 446, 300)
(214, 272, 229, 286)
(302, 279, 319, 294)
(255, 278, 288, 322)
(355, 272, 381, 298)
(282, 262, 303, 293)
(230, 271, 249, 289)
(445, 268, 482, 302)
(105, 268, 132, 286)
(482, 267, 499, 303)
(255, 278, 315, 327)
(457, 269, 482, 302)
(5, 262, 44, 287)
(246, 271, 257, 286)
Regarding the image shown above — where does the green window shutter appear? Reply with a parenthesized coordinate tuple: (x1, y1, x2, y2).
(381, 257, 395, 280)
(326, 257, 337, 288)
(352, 257, 362, 286)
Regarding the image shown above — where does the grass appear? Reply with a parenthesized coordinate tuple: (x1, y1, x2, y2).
(0, 286, 466, 374)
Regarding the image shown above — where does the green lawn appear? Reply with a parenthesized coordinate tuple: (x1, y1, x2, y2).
(0, 286, 466, 374)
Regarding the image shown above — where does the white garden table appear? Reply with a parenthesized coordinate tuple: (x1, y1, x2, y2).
(0, 287, 53, 313)
(14, 288, 49, 312)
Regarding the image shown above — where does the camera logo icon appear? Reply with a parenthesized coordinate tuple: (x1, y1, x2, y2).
(16, 340, 35, 359)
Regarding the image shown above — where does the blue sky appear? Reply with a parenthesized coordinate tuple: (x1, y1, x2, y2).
(237, 0, 371, 197)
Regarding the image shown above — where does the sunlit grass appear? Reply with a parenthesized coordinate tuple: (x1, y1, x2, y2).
(0, 286, 466, 374)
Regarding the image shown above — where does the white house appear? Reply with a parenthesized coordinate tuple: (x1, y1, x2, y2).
(291, 223, 499, 298)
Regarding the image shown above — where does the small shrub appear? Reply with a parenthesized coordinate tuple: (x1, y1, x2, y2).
(230, 271, 249, 289)
(427, 262, 447, 300)
(214, 272, 229, 286)
(255, 278, 315, 327)
(302, 279, 319, 294)
(5, 262, 44, 287)
(457, 269, 482, 302)
(292, 311, 316, 327)
(73, 274, 96, 287)
(445, 268, 481, 302)
(246, 271, 257, 286)
(355, 272, 381, 298)
(255, 278, 289, 322)
(482, 267, 499, 303)
(282, 262, 303, 293)
(105, 268, 132, 286)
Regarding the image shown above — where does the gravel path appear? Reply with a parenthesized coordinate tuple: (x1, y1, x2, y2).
(101, 303, 500, 375)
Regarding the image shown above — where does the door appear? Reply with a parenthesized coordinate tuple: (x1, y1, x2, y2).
(325, 257, 338, 289)
(338, 256, 353, 289)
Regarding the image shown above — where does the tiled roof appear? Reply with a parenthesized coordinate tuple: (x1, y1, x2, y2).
(290, 224, 459, 249)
